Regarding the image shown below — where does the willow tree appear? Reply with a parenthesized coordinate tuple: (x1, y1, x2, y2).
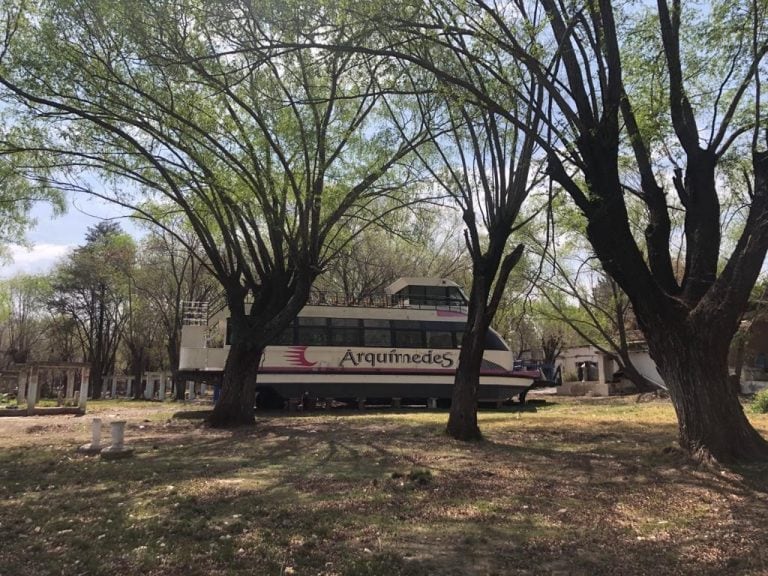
(443, 0, 768, 461)
(0, 273, 52, 367)
(0, 0, 429, 425)
(0, 138, 64, 251)
(528, 205, 662, 393)
(516, 0, 768, 462)
(386, 59, 545, 438)
(325, 0, 768, 461)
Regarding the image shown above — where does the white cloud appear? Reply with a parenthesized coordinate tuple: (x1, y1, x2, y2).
(1, 243, 73, 277)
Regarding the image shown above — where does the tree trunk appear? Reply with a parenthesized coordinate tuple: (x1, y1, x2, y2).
(90, 363, 103, 399)
(168, 338, 183, 401)
(173, 371, 184, 401)
(446, 282, 489, 441)
(446, 331, 485, 440)
(207, 340, 262, 427)
(648, 326, 768, 463)
(132, 366, 144, 400)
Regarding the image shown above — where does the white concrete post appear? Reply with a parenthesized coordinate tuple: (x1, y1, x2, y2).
(100, 421, 133, 459)
(200, 383, 207, 396)
(144, 374, 153, 400)
(17, 369, 27, 404)
(427, 397, 438, 410)
(91, 418, 102, 446)
(158, 375, 166, 401)
(78, 367, 90, 410)
(126, 376, 134, 397)
(26, 366, 39, 414)
(187, 381, 195, 400)
(110, 375, 117, 398)
(109, 421, 125, 450)
(77, 418, 102, 454)
(66, 369, 75, 400)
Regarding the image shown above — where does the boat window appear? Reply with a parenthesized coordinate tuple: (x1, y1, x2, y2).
(229, 313, 509, 350)
(298, 317, 327, 326)
(331, 318, 359, 326)
(425, 286, 448, 306)
(330, 318, 362, 346)
(391, 319, 424, 348)
(394, 329, 424, 348)
(393, 320, 421, 330)
(298, 326, 328, 346)
(364, 328, 391, 346)
(405, 285, 426, 305)
(361, 319, 390, 346)
(485, 330, 509, 351)
(297, 317, 328, 345)
(426, 330, 453, 348)
(446, 287, 467, 305)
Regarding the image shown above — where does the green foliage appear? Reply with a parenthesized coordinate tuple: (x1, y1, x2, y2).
(0, 150, 64, 252)
(49, 222, 136, 377)
(407, 467, 433, 485)
(53, 222, 135, 299)
(0, 0, 429, 319)
(0, 273, 54, 366)
(316, 209, 469, 298)
(752, 389, 768, 414)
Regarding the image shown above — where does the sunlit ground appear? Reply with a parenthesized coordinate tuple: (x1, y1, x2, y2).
(1, 397, 767, 576)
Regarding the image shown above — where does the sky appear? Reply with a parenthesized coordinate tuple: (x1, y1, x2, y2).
(1, 192, 143, 278)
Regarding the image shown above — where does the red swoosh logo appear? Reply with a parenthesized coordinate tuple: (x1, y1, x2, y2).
(283, 346, 317, 367)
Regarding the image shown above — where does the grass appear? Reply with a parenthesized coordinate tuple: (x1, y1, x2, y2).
(1, 397, 767, 575)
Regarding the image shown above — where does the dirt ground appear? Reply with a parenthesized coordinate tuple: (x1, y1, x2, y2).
(1, 397, 768, 576)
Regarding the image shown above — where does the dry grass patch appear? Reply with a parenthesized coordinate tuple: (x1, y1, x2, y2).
(0, 397, 767, 575)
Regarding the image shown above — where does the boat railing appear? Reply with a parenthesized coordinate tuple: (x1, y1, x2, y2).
(182, 301, 209, 325)
(307, 289, 467, 311)
(182, 290, 468, 326)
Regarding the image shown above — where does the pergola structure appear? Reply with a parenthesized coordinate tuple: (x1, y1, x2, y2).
(1, 362, 91, 416)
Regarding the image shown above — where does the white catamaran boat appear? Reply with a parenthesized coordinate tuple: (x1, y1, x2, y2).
(179, 278, 546, 405)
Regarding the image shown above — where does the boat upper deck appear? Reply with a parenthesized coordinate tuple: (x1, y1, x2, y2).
(183, 278, 469, 325)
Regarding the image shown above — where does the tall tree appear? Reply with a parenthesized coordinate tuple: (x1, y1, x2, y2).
(531, 0, 768, 462)
(384, 53, 544, 438)
(438, 102, 543, 440)
(122, 276, 162, 399)
(0, 0, 430, 425)
(469, 0, 768, 461)
(326, 0, 768, 461)
(130, 221, 222, 399)
(0, 274, 52, 366)
(49, 222, 135, 398)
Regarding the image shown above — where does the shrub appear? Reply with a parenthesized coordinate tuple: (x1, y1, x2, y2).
(407, 468, 433, 485)
(751, 389, 768, 414)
